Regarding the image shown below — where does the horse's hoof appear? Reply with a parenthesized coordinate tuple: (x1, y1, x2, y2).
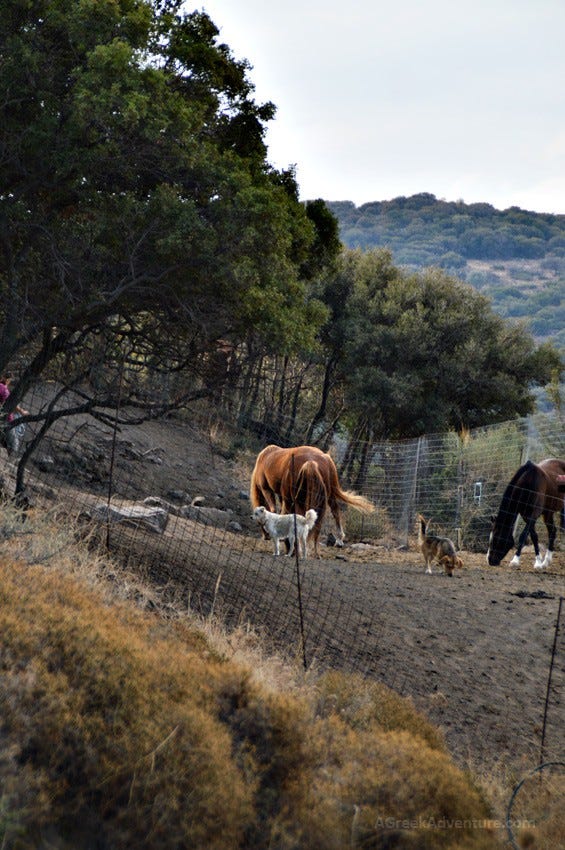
(509, 555, 521, 567)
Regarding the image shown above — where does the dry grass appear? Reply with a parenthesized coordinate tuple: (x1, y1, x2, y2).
(0, 503, 536, 848)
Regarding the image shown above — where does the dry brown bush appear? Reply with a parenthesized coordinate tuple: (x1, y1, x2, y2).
(0, 505, 505, 849)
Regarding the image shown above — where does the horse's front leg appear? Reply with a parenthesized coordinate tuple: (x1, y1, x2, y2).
(510, 520, 534, 567)
(251, 480, 274, 511)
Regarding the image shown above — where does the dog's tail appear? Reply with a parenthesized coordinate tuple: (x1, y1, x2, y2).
(417, 514, 428, 544)
(304, 508, 318, 530)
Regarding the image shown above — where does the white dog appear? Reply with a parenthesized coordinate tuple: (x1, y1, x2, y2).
(253, 506, 318, 558)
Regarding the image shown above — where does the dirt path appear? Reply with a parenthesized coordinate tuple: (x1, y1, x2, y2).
(109, 518, 564, 773)
(255, 546, 564, 772)
(328, 554, 564, 771)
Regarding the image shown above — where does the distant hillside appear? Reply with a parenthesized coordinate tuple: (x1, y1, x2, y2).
(326, 194, 565, 350)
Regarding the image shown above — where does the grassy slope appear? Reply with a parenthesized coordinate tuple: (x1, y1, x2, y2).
(0, 506, 502, 849)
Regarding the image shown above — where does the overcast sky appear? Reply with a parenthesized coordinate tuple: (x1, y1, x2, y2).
(198, 0, 565, 214)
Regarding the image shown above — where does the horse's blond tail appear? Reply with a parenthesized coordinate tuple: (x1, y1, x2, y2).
(335, 487, 375, 514)
(296, 460, 327, 512)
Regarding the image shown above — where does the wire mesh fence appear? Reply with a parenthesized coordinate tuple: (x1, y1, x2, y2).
(1, 381, 564, 770)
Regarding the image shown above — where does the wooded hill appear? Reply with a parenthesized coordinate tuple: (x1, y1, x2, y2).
(327, 195, 565, 350)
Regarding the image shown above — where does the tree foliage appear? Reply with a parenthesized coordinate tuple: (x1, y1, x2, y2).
(0, 3, 561, 492)
(309, 251, 562, 441)
(0, 0, 328, 413)
(329, 194, 565, 265)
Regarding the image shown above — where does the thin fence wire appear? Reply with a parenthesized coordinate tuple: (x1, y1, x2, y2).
(506, 761, 565, 850)
(1, 381, 564, 771)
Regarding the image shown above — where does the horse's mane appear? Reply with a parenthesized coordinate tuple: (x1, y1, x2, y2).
(495, 460, 539, 528)
(508, 460, 535, 487)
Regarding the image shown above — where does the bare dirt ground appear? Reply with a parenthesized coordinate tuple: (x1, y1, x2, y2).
(22, 409, 565, 776)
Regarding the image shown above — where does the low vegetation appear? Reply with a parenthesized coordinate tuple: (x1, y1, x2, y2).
(0, 503, 505, 849)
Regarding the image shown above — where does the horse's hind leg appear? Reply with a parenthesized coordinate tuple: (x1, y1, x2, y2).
(526, 522, 545, 569)
(311, 524, 321, 558)
(537, 515, 556, 569)
(328, 497, 345, 546)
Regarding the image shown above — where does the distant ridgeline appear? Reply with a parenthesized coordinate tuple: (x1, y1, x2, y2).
(326, 194, 565, 350)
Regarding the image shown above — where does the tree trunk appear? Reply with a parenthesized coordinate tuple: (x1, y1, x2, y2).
(275, 355, 289, 433)
(284, 369, 304, 445)
(305, 354, 337, 444)
(354, 426, 374, 492)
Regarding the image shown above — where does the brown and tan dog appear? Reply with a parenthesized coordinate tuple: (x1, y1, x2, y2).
(417, 514, 462, 576)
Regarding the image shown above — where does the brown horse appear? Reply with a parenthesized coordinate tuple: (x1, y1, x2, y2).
(250, 444, 374, 557)
(487, 457, 565, 569)
(280, 460, 328, 557)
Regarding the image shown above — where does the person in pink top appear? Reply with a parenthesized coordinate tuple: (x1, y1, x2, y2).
(0, 371, 29, 455)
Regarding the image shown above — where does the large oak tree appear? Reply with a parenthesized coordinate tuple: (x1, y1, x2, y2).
(0, 0, 326, 418)
(338, 250, 561, 439)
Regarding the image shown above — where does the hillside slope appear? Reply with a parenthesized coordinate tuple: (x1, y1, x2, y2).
(12, 409, 564, 776)
(0, 506, 500, 850)
(327, 195, 565, 349)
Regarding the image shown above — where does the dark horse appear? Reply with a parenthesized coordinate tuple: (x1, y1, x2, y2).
(250, 444, 374, 557)
(487, 457, 565, 568)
